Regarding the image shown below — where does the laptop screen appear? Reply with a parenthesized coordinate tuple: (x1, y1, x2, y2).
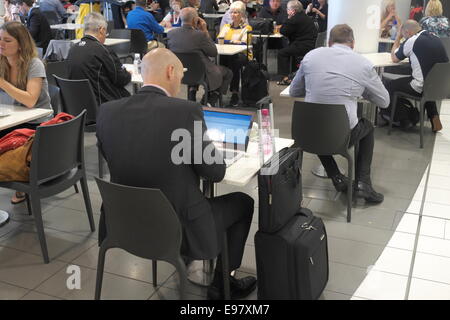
(203, 109, 253, 146)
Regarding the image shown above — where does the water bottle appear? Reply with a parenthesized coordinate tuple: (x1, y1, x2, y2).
(133, 53, 142, 74)
(261, 109, 273, 156)
(390, 20, 397, 40)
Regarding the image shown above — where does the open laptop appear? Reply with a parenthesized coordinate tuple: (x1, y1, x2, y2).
(203, 107, 255, 167)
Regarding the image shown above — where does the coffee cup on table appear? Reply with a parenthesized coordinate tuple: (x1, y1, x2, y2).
(218, 37, 225, 45)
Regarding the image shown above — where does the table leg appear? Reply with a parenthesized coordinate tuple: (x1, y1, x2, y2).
(0, 210, 10, 227)
(263, 37, 268, 66)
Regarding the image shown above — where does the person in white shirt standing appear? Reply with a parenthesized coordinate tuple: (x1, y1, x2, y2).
(290, 24, 390, 204)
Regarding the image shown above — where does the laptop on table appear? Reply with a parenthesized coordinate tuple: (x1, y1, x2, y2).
(202, 107, 255, 167)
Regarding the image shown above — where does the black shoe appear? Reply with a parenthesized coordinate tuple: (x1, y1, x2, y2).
(207, 275, 257, 300)
(230, 93, 239, 107)
(331, 173, 349, 193)
(188, 90, 197, 102)
(400, 119, 413, 130)
(354, 181, 384, 203)
(207, 91, 220, 106)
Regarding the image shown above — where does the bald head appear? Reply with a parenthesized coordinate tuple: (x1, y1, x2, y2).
(141, 48, 184, 97)
(401, 20, 422, 39)
(180, 7, 198, 25)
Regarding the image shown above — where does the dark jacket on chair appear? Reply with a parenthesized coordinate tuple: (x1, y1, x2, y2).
(66, 35, 131, 105)
(96, 86, 226, 259)
(280, 10, 317, 48)
(167, 25, 223, 92)
(24, 7, 52, 53)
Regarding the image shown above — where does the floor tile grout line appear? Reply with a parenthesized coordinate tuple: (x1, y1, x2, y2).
(404, 140, 437, 300)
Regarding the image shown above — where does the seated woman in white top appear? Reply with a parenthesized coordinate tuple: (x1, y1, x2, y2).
(0, 21, 52, 204)
(160, 0, 183, 28)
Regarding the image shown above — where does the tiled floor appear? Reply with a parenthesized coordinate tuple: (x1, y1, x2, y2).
(0, 77, 447, 299)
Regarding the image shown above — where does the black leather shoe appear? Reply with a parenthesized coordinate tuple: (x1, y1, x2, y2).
(331, 173, 349, 193)
(207, 275, 257, 300)
(354, 181, 384, 203)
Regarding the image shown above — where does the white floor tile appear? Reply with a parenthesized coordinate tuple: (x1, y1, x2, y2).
(422, 202, 450, 220)
(409, 278, 450, 300)
(427, 175, 450, 191)
(406, 200, 422, 214)
(412, 252, 450, 284)
(353, 270, 408, 300)
(417, 236, 450, 258)
(413, 187, 425, 202)
(420, 216, 446, 238)
(387, 232, 416, 251)
(425, 188, 450, 206)
(430, 163, 450, 178)
(445, 221, 450, 240)
(372, 247, 413, 276)
(394, 213, 419, 234)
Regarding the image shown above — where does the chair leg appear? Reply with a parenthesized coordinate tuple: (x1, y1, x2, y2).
(98, 148, 104, 179)
(221, 232, 231, 300)
(346, 156, 353, 223)
(95, 245, 108, 300)
(419, 101, 424, 149)
(80, 176, 96, 232)
(174, 257, 188, 300)
(30, 194, 49, 263)
(74, 184, 79, 194)
(25, 194, 32, 216)
(152, 260, 157, 287)
(388, 94, 398, 135)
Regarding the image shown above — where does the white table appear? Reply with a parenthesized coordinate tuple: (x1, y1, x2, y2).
(50, 23, 83, 30)
(123, 64, 187, 85)
(0, 106, 53, 227)
(71, 38, 130, 46)
(203, 13, 225, 18)
(216, 44, 248, 55)
(222, 137, 294, 186)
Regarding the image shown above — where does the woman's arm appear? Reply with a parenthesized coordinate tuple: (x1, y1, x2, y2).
(0, 77, 42, 108)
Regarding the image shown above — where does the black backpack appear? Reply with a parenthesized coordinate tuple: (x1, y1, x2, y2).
(249, 18, 274, 35)
(241, 60, 270, 108)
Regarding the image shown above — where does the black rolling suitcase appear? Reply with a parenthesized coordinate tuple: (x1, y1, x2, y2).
(255, 208, 329, 300)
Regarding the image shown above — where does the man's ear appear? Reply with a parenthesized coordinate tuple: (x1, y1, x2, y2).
(167, 64, 175, 81)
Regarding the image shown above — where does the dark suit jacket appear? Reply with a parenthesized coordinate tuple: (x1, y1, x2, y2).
(96, 86, 226, 259)
(25, 8, 52, 53)
(67, 35, 131, 105)
(258, 6, 288, 25)
(167, 25, 223, 91)
(280, 11, 317, 48)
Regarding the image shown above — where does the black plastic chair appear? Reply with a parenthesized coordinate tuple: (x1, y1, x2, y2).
(174, 52, 210, 104)
(53, 76, 105, 178)
(388, 62, 450, 148)
(291, 101, 355, 223)
(48, 84, 61, 114)
(109, 29, 133, 63)
(441, 37, 450, 58)
(129, 28, 148, 58)
(0, 111, 95, 263)
(94, 178, 188, 300)
(46, 61, 68, 86)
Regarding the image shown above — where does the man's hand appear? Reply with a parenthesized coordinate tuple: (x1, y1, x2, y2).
(391, 24, 403, 63)
(149, 2, 160, 11)
(195, 17, 208, 33)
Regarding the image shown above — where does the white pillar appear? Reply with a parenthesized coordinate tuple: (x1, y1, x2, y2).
(395, 0, 413, 24)
(0, 0, 5, 16)
(328, 0, 383, 53)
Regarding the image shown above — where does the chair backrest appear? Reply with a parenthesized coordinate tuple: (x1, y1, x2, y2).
(129, 28, 148, 58)
(440, 37, 450, 58)
(291, 101, 351, 156)
(48, 84, 61, 114)
(95, 178, 183, 262)
(108, 29, 132, 56)
(43, 40, 74, 62)
(174, 52, 207, 86)
(422, 62, 450, 101)
(46, 60, 68, 86)
(29, 110, 86, 185)
(315, 31, 327, 48)
(53, 75, 98, 125)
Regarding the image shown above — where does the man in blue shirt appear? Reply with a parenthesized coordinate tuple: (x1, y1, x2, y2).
(127, 0, 165, 47)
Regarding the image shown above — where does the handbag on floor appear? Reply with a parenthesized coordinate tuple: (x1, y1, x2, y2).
(255, 208, 329, 300)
